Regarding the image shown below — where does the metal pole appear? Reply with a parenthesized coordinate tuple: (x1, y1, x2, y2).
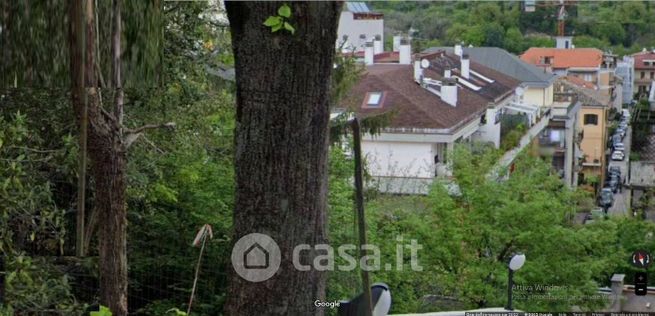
(506, 268, 514, 310)
(351, 118, 373, 316)
(0, 255, 4, 306)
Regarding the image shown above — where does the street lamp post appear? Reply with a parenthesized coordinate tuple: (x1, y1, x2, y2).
(506, 253, 526, 311)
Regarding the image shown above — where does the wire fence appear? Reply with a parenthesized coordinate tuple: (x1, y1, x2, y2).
(2, 240, 228, 315)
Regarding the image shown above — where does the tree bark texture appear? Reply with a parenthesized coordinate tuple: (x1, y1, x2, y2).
(224, 2, 341, 315)
(69, 0, 128, 314)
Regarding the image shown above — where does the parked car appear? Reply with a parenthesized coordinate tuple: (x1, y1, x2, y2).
(616, 128, 626, 139)
(608, 165, 621, 178)
(611, 150, 625, 161)
(613, 142, 625, 152)
(611, 134, 622, 148)
(619, 122, 628, 129)
(599, 188, 614, 208)
(607, 174, 620, 193)
(622, 109, 630, 120)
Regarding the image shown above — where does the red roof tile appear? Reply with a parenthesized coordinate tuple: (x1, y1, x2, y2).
(562, 75, 596, 90)
(632, 51, 655, 70)
(520, 48, 603, 69)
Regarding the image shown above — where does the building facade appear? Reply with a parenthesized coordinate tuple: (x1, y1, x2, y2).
(555, 79, 610, 185)
(632, 49, 655, 98)
(339, 44, 557, 194)
(336, 2, 384, 52)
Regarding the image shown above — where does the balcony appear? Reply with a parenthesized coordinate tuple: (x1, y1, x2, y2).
(490, 108, 553, 179)
(537, 128, 567, 157)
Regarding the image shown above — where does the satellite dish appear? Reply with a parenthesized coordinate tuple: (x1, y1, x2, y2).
(515, 86, 525, 97)
(420, 59, 430, 69)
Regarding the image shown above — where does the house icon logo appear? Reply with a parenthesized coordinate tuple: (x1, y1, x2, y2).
(231, 233, 281, 282)
(244, 242, 269, 269)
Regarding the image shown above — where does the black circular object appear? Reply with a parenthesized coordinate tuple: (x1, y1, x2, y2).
(631, 250, 652, 268)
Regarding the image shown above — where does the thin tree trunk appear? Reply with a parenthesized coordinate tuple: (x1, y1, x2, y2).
(70, 0, 86, 259)
(223, 2, 341, 315)
(112, 0, 123, 129)
(69, 0, 129, 314)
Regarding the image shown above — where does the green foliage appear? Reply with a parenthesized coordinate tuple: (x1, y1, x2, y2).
(263, 4, 296, 34)
(0, 108, 83, 313)
(90, 305, 113, 316)
(504, 27, 524, 54)
(373, 1, 655, 54)
(166, 308, 188, 316)
(125, 3, 235, 314)
(327, 147, 625, 313)
(501, 123, 527, 152)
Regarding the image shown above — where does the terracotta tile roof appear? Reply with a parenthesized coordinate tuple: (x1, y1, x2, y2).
(520, 48, 603, 69)
(340, 53, 518, 133)
(555, 77, 610, 107)
(632, 51, 655, 70)
(562, 75, 597, 90)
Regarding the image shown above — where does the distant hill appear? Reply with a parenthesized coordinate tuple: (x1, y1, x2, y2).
(368, 1, 655, 56)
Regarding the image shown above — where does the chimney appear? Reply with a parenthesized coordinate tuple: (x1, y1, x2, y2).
(399, 38, 411, 65)
(441, 77, 457, 106)
(393, 35, 401, 52)
(374, 34, 383, 55)
(414, 60, 423, 83)
(454, 44, 463, 57)
(556, 36, 573, 49)
(444, 69, 451, 78)
(610, 274, 624, 312)
(364, 41, 374, 65)
(461, 54, 470, 79)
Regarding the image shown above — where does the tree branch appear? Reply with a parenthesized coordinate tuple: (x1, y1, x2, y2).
(126, 122, 176, 135)
(124, 122, 176, 149)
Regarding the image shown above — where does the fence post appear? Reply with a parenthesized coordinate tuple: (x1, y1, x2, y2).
(0, 255, 5, 306)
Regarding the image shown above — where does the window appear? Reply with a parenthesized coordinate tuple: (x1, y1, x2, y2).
(651, 72, 654, 79)
(583, 114, 598, 125)
(363, 92, 384, 108)
(583, 74, 593, 82)
(642, 71, 646, 79)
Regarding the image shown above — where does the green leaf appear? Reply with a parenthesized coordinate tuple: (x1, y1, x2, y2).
(272, 23, 283, 33)
(283, 22, 295, 34)
(263, 16, 281, 27)
(278, 4, 291, 18)
(90, 305, 113, 316)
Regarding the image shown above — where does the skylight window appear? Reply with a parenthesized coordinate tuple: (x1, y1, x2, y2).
(365, 92, 383, 107)
(367, 92, 381, 104)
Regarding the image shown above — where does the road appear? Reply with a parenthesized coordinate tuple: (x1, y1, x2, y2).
(607, 124, 631, 217)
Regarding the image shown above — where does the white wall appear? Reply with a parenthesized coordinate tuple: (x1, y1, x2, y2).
(362, 140, 435, 179)
(524, 85, 554, 108)
(475, 107, 501, 148)
(336, 12, 384, 52)
(616, 58, 634, 104)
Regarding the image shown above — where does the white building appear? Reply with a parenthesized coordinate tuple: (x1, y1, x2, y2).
(336, 2, 384, 52)
(614, 57, 633, 105)
(338, 44, 555, 194)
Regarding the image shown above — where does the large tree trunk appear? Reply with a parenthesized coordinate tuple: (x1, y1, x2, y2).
(69, 0, 128, 314)
(223, 2, 341, 315)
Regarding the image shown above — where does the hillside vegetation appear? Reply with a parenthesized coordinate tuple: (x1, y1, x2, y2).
(372, 1, 655, 55)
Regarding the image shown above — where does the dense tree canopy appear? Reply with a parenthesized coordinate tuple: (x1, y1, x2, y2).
(374, 1, 655, 55)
